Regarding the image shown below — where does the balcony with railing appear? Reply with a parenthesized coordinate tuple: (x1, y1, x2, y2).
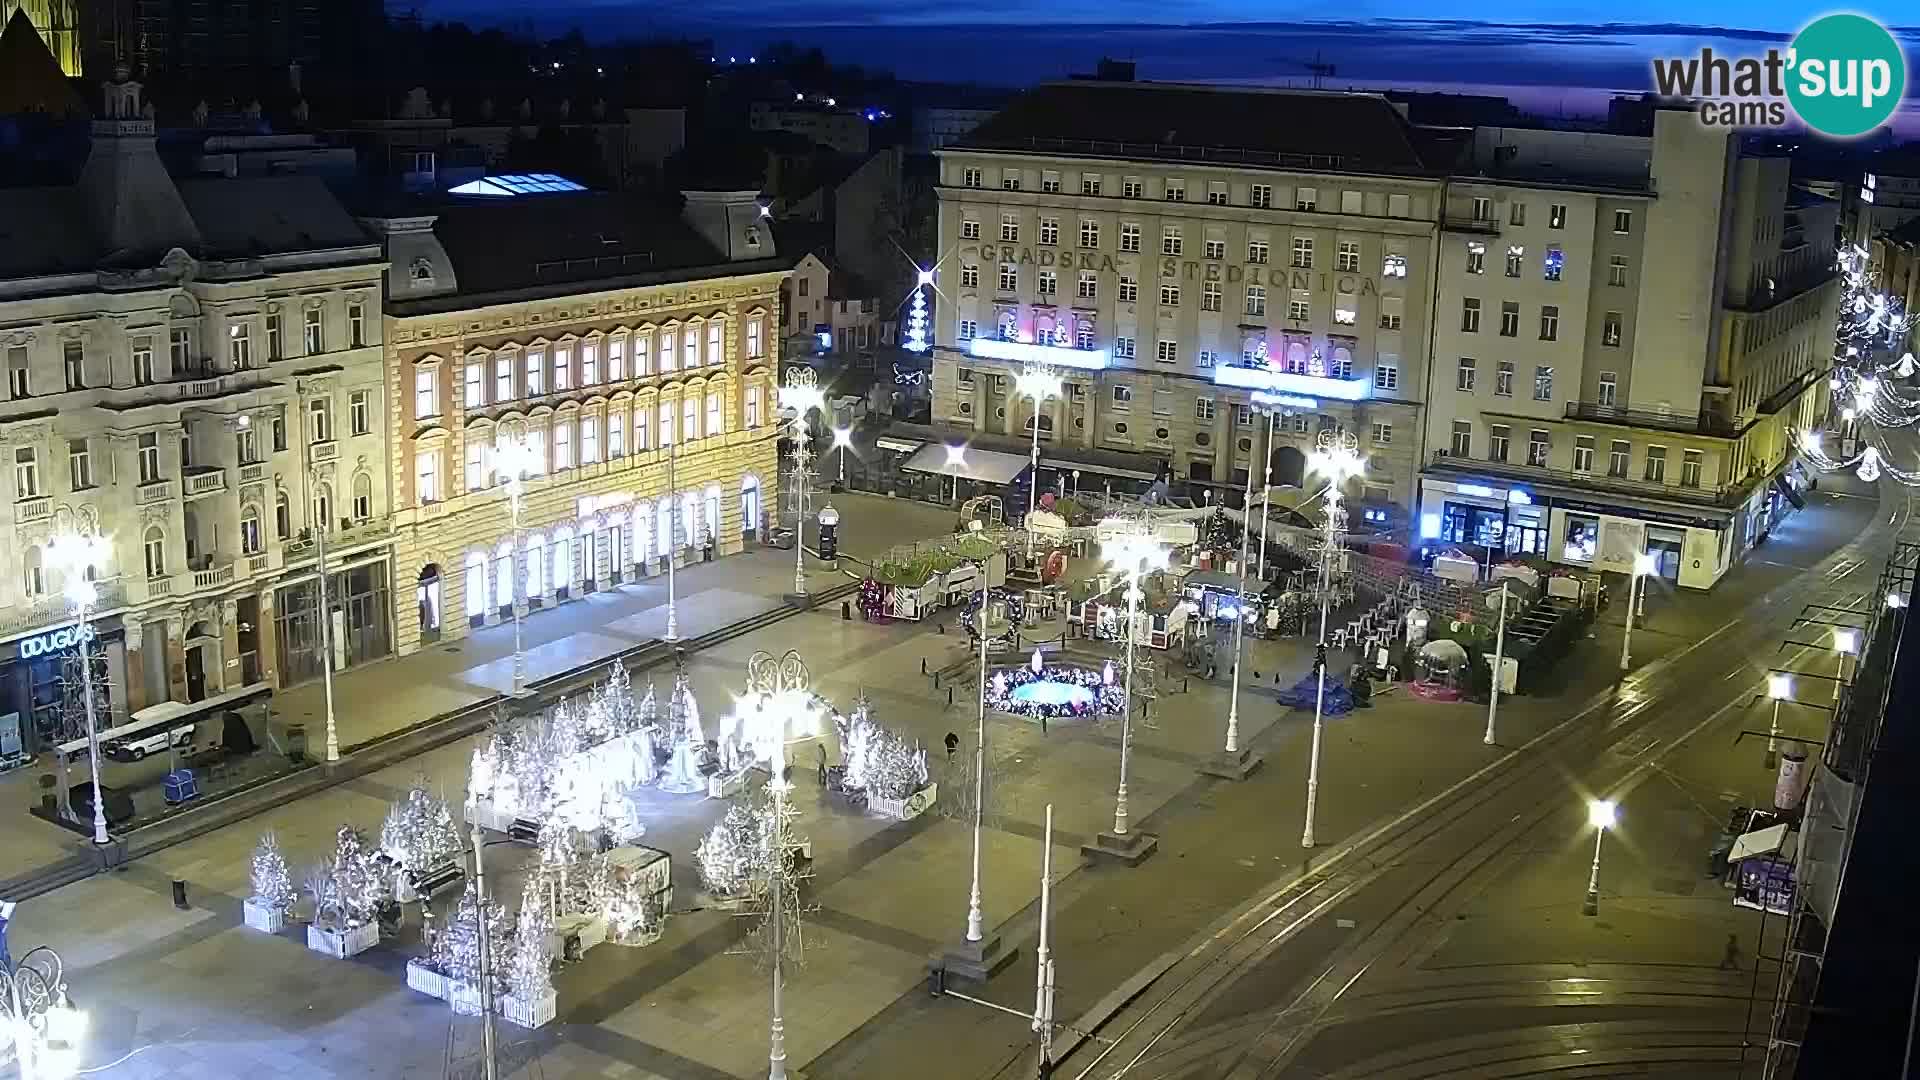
(1440, 214, 1502, 236)
(239, 462, 266, 484)
(135, 479, 175, 505)
(182, 466, 228, 498)
(310, 440, 339, 464)
(15, 496, 53, 525)
(1427, 450, 1746, 508)
(191, 562, 235, 590)
(0, 580, 130, 638)
(1563, 401, 1742, 439)
(281, 518, 394, 563)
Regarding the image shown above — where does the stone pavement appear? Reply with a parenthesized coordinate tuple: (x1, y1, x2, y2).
(4, 483, 1874, 1080)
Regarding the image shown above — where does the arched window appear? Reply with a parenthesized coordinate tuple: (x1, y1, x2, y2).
(143, 526, 167, 578)
(551, 525, 574, 589)
(524, 532, 546, 597)
(493, 541, 513, 610)
(657, 498, 675, 555)
(1285, 341, 1309, 374)
(410, 257, 435, 285)
(240, 505, 263, 555)
(274, 490, 291, 539)
(352, 472, 374, 521)
(312, 481, 333, 533)
(631, 502, 652, 564)
(21, 546, 44, 597)
(465, 550, 488, 618)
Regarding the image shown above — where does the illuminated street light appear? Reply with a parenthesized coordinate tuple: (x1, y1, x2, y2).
(1582, 799, 1617, 915)
(831, 426, 852, 484)
(1101, 522, 1170, 848)
(1766, 673, 1793, 769)
(1301, 431, 1364, 849)
(1014, 364, 1063, 556)
(1833, 627, 1859, 706)
(46, 532, 111, 846)
(944, 444, 967, 505)
(1, 942, 85, 1080)
(780, 369, 826, 597)
(1619, 551, 1659, 672)
(489, 434, 543, 697)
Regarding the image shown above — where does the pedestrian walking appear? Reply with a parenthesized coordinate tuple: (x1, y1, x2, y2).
(1720, 933, 1741, 970)
(944, 731, 960, 760)
(1039, 712, 1049, 737)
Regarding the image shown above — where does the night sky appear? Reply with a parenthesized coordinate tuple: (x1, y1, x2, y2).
(423, 2, 1919, 134)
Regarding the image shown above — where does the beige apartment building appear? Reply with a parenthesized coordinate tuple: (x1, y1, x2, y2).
(360, 185, 786, 658)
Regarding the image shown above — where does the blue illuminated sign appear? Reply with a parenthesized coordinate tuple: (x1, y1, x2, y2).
(19, 623, 94, 659)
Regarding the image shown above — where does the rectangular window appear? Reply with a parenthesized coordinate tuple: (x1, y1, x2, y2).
(1039, 270, 1058, 297)
(465, 441, 485, 490)
(61, 340, 85, 389)
(1078, 324, 1096, 350)
(1245, 286, 1265, 316)
(1603, 312, 1623, 347)
(1002, 172, 1021, 191)
(1534, 365, 1554, 402)
(746, 319, 764, 359)
(1371, 422, 1393, 445)
(1159, 283, 1180, 307)
(526, 350, 545, 395)
(1078, 271, 1098, 300)
(1195, 397, 1215, 421)
(465, 361, 485, 407)
(607, 337, 625, 380)
(1041, 171, 1061, 193)
(138, 433, 160, 483)
(745, 386, 762, 429)
(1383, 251, 1407, 278)
(1505, 245, 1524, 277)
(1608, 440, 1630, 478)
(634, 407, 650, 451)
(1461, 298, 1481, 332)
(582, 341, 599, 384)
(1488, 424, 1510, 462)
(683, 397, 699, 443)
(1450, 420, 1472, 456)
(1164, 179, 1185, 202)
(1499, 302, 1520, 337)
(266, 314, 283, 360)
(7, 348, 28, 399)
(350, 390, 371, 435)
(1207, 183, 1228, 206)
(303, 308, 323, 353)
(133, 337, 156, 384)
(1288, 290, 1310, 322)
(660, 330, 677, 372)
(1644, 445, 1667, 482)
(222, 324, 250, 371)
(999, 264, 1018, 292)
(68, 439, 91, 490)
(1682, 449, 1704, 488)
(1120, 223, 1141, 252)
(1039, 217, 1059, 245)
(309, 398, 332, 442)
(1598, 371, 1618, 406)
(16, 448, 42, 498)
(581, 416, 599, 463)
(961, 219, 981, 240)
(1161, 226, 1182, 256)
(1528, 429, 1550, 466)
(1123, 177, 1143, 198)
(1248, 240, 1270, 265)
(1155, 340, 1178, 364)
(1573, 436, 1595, 472)
(348, 303, 366, 348)
(170, 327, 192, 372)
(1613, 209, 1632, 234)
(707, 392, 723, 436)
(1543, 247, 1564, 281)
(1334, 292, 1356, 325)
(1202, 281, 1222, 312)
(1457, 357, 1477, 392)
(495, 355, 512, 400)
(1466, 242, 1485, 274)
(1205, 239, 1226, 260)
(963, 167, 982, 188)
(1472, 196, 1493, 221)
(1337, 241, 1360, 272)
(682, 331, 698, 371)
(416, 449, 440, 502)
(1290, 236, 1313, 268)
(1001, 214, 1019, 242)
(1112, 384, 1133, 407)
(608, 412, 625, 458)
(1118, 276, 1138, 303)
(554, 421, 573, 469)
(1341, 189, 1364, 215)
(1081, 175, 1102, 196)
(1609, 255, 1629, 287)
(414, 368, 437, 418)
(1539, 305, 1560, 341)
(1495, 360, 1514, 397)
(958, 319, 978, 341)
(635, 333, 653, 375)
(1080, 220, 1099, 248)
(1549, 203, 1567, 229)
(1115, 336, 1135, 359)
(1234, 404, 1253, 427)
(1296, 187, 1317, 211)
(1510, 200, 1527, 226)
(1374, 360, 1399, 391)
(1380, 295, 1404, 331)
(1250, 184, 1273, 208)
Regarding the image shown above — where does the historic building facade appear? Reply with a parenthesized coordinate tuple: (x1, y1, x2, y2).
(930, 82, 1443, 517)
(365, 187, 786, 659)
(1419, 110, 1838, 589)
(0, 71, 390, 748)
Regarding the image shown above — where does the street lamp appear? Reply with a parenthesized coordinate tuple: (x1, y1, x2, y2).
(1301, 431, 1364, 850)
(727, 650, 823, 1080)
(831, 426, 852, 485)
(1582, 798, 1618, 916)
(1833, 627, 1859, 705)
(780, 369, 826, 598)
(1618, 551, 1659, 672)
(1101, 522, 1170, 847)
(46, 532, 110, 846)
(1766, 673, 1793, 769)
(1013, 364, 1063, 556)
(1484, 580, 1509, 746)
(489, 434, 543, 697)
(965, 563, 991, 943)
(296, 384, 340, 763)
(1, 942, 86, 1080)
(945, 443, 967, 506)
(1206, 459, 1261, 780)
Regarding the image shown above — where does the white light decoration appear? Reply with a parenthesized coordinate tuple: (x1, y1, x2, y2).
(468, 663, 665, 832)
(903, 269, 931, 354)
(1302, 430, 1365, 849)
(968, 337, 1110, 370)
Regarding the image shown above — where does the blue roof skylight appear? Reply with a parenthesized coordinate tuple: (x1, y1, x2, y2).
(447, 173, 587, 197)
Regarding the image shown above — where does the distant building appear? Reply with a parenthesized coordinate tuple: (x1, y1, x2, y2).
(0, 0, 77, 75)
(776, 148, 906, 306)
(1875, 216, 1920, 358)
(0, 67, 389, 739)
(82, 0, 383, 85)
(911, 107, 998, 154)
(782, 251, 890, 359)
(1851, 151, 1920, 248)
(749, 100, 870, 155)
(334, 87, 649, 193)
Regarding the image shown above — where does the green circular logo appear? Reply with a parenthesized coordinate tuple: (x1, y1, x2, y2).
(1786, 14, 1907, 138)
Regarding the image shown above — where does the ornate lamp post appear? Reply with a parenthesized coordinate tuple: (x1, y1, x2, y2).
(666, 425, 679, 642)
(780, 368, 826, 599)
(1088, 519, 1168, 864)
(1301, 430, 1364, 850)
(1618, 551, 1658, 671)
(1, 942, 85, 1080)
(1581, 799, 1617, 915)
(1204, 462, 1262, 780)
(831, 426, 852, 485)
(1013, 364, 1062, 557)
(489, 433, 543, 697)
(46, 532, 110, 846)
(727, 650, 824, 1080)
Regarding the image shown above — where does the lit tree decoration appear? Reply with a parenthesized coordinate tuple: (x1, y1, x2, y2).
(1798, 244, 1920, 485)
(659, 660, 708, 795)
(433, 882, 510, 1011)
(696, 801, 768, 898)
(838, 695, 929, 800)
(507, 879, 555, 1002)
(250, 831, 294, 914)
(381, 786, 463, 874)
(323, 826, 388, 929)
(903, 268, 932, 354)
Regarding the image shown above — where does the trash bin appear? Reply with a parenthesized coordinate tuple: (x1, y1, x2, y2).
(286, 723, 308, 763)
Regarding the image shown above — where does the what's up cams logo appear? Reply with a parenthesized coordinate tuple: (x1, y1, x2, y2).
(1651, 13, 1907, 137)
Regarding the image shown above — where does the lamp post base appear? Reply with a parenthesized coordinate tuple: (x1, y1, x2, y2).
(1082, 829, 1159, 867)
(1582, 890, 1599, 916)
(934, 932, 1016, 984)
(782, 591, 818, 610)
(1199, 747, 1264, 781)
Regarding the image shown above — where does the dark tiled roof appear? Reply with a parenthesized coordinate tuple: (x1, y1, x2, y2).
(177, 176, 372, 258)
(423, 190, 781, 299)
(0, 186, 93, 277)
(1886, 214, 1920, 248)
(953, 82, 1439, 175)
(0, 9, 84, 118)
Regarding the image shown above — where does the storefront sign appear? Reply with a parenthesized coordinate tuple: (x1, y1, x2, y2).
(19, 624, 95, 659)
(958, 245, 1382, 296)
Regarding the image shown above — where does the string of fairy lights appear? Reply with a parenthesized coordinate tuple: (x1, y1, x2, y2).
(1798, 244, 1918, 485)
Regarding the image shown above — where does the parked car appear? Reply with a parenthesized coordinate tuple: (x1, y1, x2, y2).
(104, 726, 193, 762)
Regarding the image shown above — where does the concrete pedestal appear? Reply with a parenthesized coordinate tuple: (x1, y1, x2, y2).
(934, 932, 1017, 984)
(783, 592, 817, 610)
(1199, 747, 1264, 781)
(1082, 829, 1159, 867)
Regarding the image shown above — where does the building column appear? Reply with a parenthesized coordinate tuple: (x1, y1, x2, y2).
(258, 587, 282, 685)
(164, 616, 186, 703)
(122, 620, 150, 714)
(217, 598, 241, 697)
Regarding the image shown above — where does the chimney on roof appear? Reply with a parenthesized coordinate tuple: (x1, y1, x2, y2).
(682, 189, 775, 262)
